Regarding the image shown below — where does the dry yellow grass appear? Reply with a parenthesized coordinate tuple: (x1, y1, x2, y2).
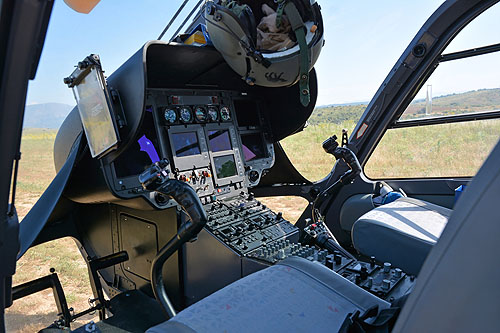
(5, 129, 97, 332)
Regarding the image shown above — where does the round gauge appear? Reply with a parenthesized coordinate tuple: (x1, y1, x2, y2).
(208, 106, 219, 122)
(164, 108, 177, 124)
(220, 106, 231, 121)
(194, 106, 208, 122)
(179, 106, 193, 123)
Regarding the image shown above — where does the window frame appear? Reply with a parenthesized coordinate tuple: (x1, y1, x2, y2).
(391, 42, 500, 129)
(365, 43, 500, 180)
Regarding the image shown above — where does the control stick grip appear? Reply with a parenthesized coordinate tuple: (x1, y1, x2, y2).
(139, 160, 207, 318)
(156, 180, 208, 232)
(316, 234, 346, 256)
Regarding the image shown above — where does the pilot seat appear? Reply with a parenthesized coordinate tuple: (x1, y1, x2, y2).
(351, 197, 451, 275)
(146, 257, 390, 332)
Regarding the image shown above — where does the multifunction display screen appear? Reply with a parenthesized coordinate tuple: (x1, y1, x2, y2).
(208, 130, 232, 152)
(172, 132, 201, 157)
(73, 67, 118, 158)
(213, 154, 237, 179)
(241, 133, 267, 161)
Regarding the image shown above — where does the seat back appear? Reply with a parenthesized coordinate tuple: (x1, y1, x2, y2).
(393, 139, 500, 332)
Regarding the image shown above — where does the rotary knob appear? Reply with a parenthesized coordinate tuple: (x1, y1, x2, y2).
(382, 279, 391, 290)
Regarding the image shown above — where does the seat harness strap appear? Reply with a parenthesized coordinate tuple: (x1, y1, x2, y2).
(339, 305, 401, 333)
(284, 1, 311, 107)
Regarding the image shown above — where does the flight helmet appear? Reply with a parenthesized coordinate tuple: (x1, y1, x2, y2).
(204, 0, 324, 106)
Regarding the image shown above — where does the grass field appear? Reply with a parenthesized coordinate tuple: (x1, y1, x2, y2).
(5, 119, 500, 331)
(5, 129, 97, 332)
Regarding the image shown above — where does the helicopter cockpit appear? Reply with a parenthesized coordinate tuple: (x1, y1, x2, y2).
(3, 0, 500, 332)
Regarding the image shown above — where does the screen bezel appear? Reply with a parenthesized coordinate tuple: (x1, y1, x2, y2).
(204, 123, 245, 187)
(168, 124, 210, 171)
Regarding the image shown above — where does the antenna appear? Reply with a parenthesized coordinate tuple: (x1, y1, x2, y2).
(157, 0, 204, 41)
(157, 0, 191, 40)
(425, 84, 432, 116)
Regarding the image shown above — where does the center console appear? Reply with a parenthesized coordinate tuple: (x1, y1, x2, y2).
(99, 88, 414, 307)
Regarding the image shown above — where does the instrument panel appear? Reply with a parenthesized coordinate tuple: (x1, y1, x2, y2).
(105, 89, 275, 208)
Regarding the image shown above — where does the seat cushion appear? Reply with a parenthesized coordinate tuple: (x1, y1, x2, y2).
(352, 197, 451, 275)
(147, 257, 389, 333)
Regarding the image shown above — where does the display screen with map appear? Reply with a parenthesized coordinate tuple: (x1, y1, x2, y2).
(213, 154, 237, 179)
(73, 67, 119, 158)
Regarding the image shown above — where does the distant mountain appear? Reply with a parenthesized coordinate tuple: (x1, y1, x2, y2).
(403, 88, 500, 119)
(23, 103, 74, 129)
(316, 101, 369, 109)
(311, 88, 500, 125)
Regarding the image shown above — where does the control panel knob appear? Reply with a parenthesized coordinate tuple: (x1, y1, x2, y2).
(367, 277, 373, 288)
(326, 259, 334, 270)
(355, 274, 361, 285)
(383, 262, 391, 273)
(334, 251, 342, 265)
(276, 212, 283, 220)
(382, 279, 391, 290)
(394, 268, 402, 278)
(248, 170, 259, 183)
(278, 249, 286, 260)
(360, 266, 368, 280)
(370, 256, 376, 268)
(155, 193, 168, 205)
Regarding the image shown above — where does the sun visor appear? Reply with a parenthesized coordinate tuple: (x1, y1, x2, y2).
(100, 41, 317, 158)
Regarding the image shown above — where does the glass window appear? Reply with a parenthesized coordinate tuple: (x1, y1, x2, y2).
(281, 122, 359, 182)
(400, 52, 500, 122)
(367, 4, 500, 179)
(365, 118, 500, 178)
(259, 196, 309, 224)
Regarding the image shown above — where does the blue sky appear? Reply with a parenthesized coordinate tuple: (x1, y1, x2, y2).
(27, 1, 499, 107)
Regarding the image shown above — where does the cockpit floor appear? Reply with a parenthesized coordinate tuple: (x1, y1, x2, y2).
(73, 290, 167, 333)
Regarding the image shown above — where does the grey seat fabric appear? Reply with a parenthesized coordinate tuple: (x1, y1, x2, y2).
(393, 140, 500, 332)
(146, 257, 390, 333)
(352, 197, 451, 275)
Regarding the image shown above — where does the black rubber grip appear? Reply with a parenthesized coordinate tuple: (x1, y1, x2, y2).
(157, 179, 207, 228)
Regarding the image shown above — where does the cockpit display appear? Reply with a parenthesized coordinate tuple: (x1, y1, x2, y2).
(241, 133, 267, 161)
(172, 132, 201, 157)
(208, 130, 232, 152)
(73, 67, 119, 158)
(213, 155, 237, 179)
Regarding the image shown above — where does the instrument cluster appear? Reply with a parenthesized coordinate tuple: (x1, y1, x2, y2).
(161, 105, 232, 125)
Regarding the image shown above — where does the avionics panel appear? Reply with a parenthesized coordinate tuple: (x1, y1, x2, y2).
(100, 89, 275, 208)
